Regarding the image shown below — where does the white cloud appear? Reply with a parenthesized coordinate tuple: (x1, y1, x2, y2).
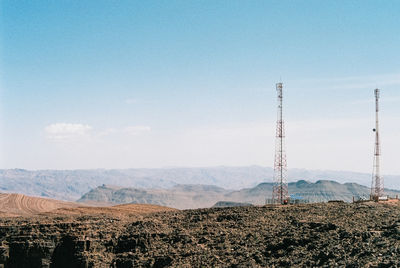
(97, 128, 118, 137)
(45, 123, 92, 142)
(44, 123, 152, 143)
(123, 126, 151, 136)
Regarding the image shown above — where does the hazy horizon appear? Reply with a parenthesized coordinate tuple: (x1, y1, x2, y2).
(1, 165, 400, 177)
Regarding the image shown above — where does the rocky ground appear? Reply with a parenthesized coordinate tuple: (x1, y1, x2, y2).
(1, 202, 400, 267)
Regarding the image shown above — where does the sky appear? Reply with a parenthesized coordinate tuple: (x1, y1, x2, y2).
(0, 1, 399, 173)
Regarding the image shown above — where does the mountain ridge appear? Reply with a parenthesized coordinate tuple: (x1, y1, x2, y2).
(1, 166, 399, 201)
(78, 180, 400, 209)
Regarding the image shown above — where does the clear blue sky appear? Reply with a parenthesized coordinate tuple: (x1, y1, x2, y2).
(1, 1, 399, 173)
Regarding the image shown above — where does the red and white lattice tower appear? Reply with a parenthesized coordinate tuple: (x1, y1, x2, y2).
(371, 88, 384, 200)
(272, 82, 289, 204)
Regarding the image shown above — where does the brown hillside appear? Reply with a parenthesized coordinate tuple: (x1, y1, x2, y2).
(0, 193, 79, 216)
(0, 193, 177, 217)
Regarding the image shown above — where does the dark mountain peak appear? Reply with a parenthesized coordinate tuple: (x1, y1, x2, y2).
(315, 180, 340, 185)
(293, 180, 312, 186)
(98, 184, 123, 190)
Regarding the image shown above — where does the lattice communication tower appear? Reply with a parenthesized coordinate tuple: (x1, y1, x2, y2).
(272, 83, 289, 204)
(371, 88, 384, 200)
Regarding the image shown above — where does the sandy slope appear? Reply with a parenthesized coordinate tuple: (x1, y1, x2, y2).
(0, 193, 177, 217)
(0, 193, 79, 216)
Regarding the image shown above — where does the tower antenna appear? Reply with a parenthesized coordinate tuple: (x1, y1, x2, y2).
(371, 88, 384, 200)
(272, 82, 289, 204)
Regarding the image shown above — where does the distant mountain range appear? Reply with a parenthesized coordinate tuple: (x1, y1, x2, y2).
(78, 184, 229, 209)
(78, 180, 400, 209)
(0, 167, 399, 202)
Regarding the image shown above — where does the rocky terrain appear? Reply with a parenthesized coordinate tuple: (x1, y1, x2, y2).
(79, 180, 400, 209)
(2, 167, 400, 201)
(1, 202, 400, 267)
